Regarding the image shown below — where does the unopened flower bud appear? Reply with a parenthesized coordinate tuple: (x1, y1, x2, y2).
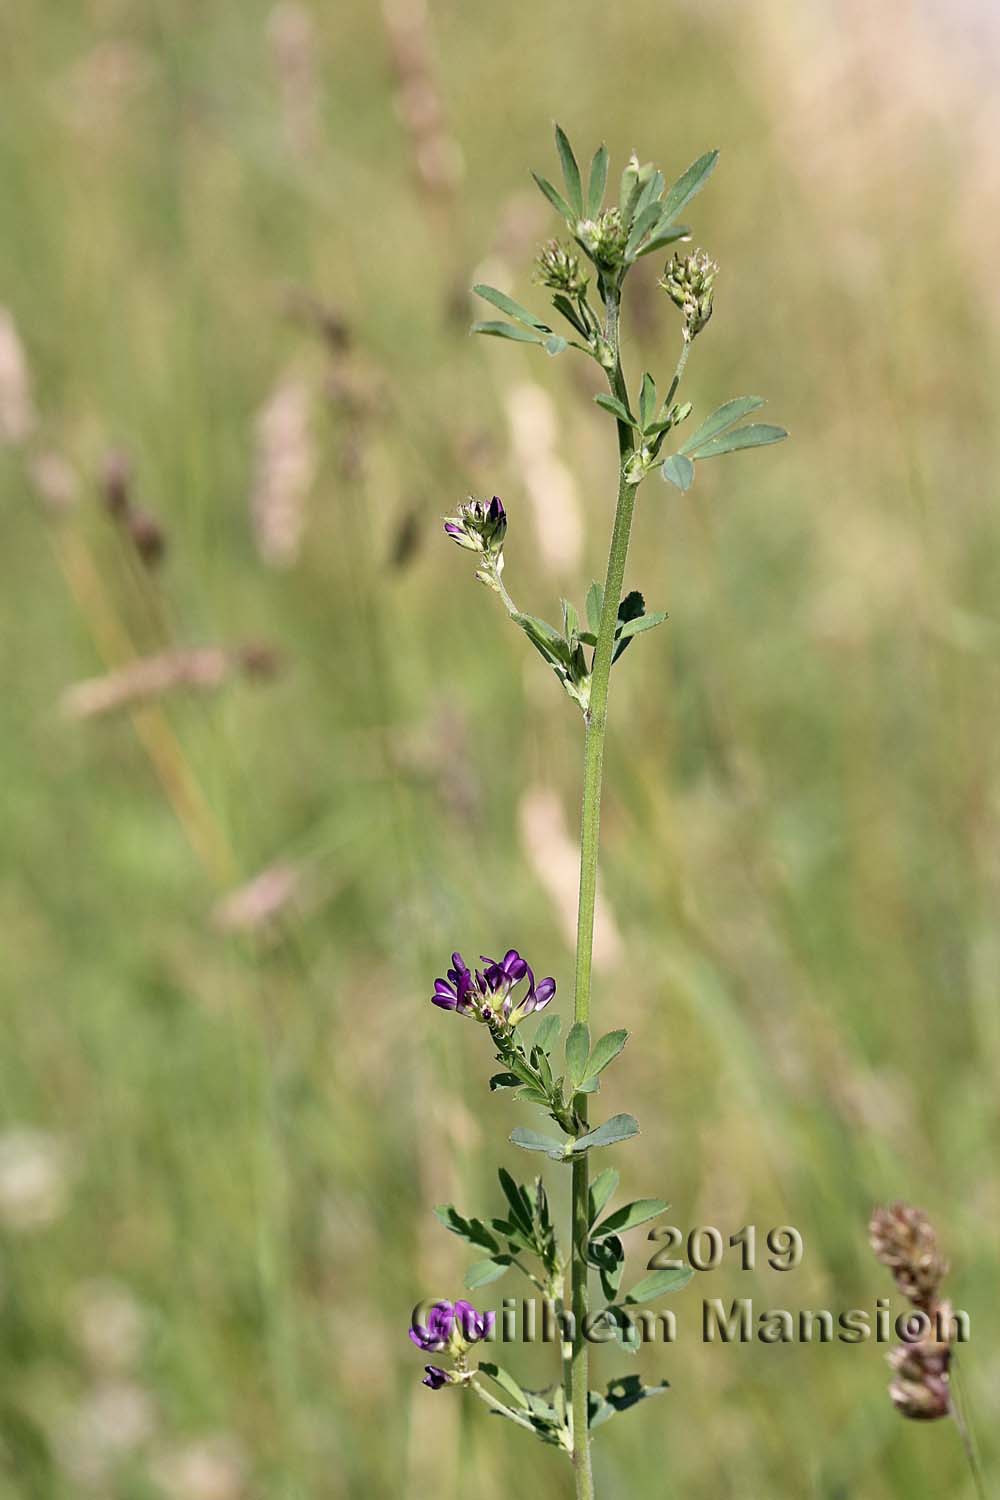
(576, 209, 629, 272)
(535, 240, 588, 297)
(660, 249, 718, 337)
(443, 495, 507, 560)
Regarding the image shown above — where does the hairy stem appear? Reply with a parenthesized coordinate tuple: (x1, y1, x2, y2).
(569, 279, 637, 1500)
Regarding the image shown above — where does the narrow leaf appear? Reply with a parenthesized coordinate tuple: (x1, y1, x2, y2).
(554, 124, 583, 215)
(473, 284, 551, 331)
(565, 1023, 590, 1089)
(551, 294, 588, 336)
(633, 169, 665, 221)
(659, 149, 719, 227)
(465, 1257, 512, 1289)
(625, 200, 663, 259)
(588, 1167, 619, 1225)
(594, 392, 635, 426)
(687, 423, 789, 459)
(472, 320, 545, 345)
(433, 1205, 501, 1252)
(516, 1087, 551, 1106)
(585, 581, 604, 636)
(583, 1029, 628, 1081)
(544, 335, 568, 356)
(661, 453, 695, 491)
(639, 373, 656, 431)
(677, 396, 766, 455)
(634, 223, 691, 258)
(531, 170, 573, 223)
(479, 1362, 531, 1411)
(497, 1168, 533, 1232)
(574, 1113, 639, 1151)
(625, 1267, 695, 1303)
(587, 144, 609, 215)
(489, 1072, 523, 1091)
(615, 611, 667, 641)
(593, 1198, 669, 1238)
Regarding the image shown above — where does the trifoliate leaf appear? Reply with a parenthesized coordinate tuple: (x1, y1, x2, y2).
(677, 396, 766, 455)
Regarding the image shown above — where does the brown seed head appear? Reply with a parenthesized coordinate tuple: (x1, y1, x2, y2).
(869, 1202, 949, 1309)
(886, 1321, 952, 1420)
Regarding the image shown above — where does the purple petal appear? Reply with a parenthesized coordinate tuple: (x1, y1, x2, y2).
(423, 1365, 449, 1389)
(533, 977, 556, 1008)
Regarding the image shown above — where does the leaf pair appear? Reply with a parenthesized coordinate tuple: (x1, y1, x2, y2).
(533, 125, 606, 225)
(472, 284, 568, 356)
(564, 1022, 628, 1092)
(509, 1112, 638, 1160)
(661, 396, 788, 491)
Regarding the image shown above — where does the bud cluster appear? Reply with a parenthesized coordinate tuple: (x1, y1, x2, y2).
(443, 494, 506, 558)
(869, 1203, 954, 1421)
(576, 208, 629, 272)
(660, 249, 718, 338)
(535, 240, 588, 297)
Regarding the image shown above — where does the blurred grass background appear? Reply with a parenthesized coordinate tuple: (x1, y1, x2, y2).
(1, 1, 998, 1496)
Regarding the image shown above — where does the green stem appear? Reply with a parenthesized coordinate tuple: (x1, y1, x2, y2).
(468, 1378, 542, 1437)
(951, 1356, 989, 1500)
(569, 280, 637, 1500)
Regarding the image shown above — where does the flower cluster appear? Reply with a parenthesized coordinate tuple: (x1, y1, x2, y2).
(409, 1299, 496, 1390)
(660, 249, 718, 338)
(443, 495, 506, 560)
(869, 1203, 953, 1420)
(432, 949, 555, 1028)
(535, 239, 588, 296)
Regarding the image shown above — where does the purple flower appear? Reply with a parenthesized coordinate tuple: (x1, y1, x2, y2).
(430, 947, 556, 1027)
(409, 1299, 496, 1359)
(443, 496, 506, 557)
(453, 1299, 496, 1343)
(423, 1365, 450, 1389)
(431, 953, 475, 1016)
(409, 1301, 455, 1353)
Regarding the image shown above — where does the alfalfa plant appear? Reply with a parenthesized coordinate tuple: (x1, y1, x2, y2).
(409, 126, 787, 1498)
